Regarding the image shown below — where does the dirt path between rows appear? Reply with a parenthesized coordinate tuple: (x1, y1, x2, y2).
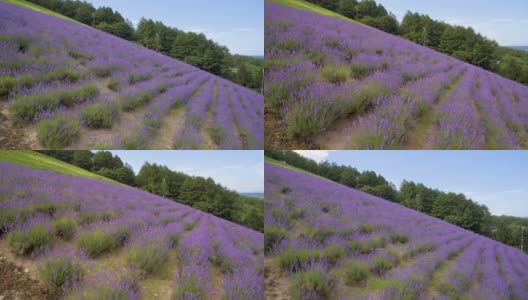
(264, 258, 290, 300)
(405, 70, 467, 149)
(149, 107, 186, 150)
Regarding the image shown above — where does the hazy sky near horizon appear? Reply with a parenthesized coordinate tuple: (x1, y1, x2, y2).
(375, 0, 528, 46)
(87, 0, 263, 55)
(294, 151, 528, 217)
(105, 151, 263, 193)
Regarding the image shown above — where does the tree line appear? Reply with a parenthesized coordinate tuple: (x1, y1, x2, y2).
(265, 150, 527, 252)
(24, 0, 263, 91)
(38, 151, 263, 232)
(305, 0, 528, 85)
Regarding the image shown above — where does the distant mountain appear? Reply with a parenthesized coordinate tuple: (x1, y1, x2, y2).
(509, 46, 528, 51)
(241, 192, 264, 198)
(251, 55, 264, 59)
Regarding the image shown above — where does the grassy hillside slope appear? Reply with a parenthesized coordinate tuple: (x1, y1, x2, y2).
(0, 151, 116, 183)
(268, 0, 359, 23)
(264, 162, 528, 299)
(0, 0, 82, 23)
(265, 156, 327, 180)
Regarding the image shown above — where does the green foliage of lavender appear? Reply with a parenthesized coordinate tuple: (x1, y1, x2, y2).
(77, 229, 116, 258)
(7, 224, 52, 255)
(37, 116, 81, 149)
(40, 257, 84, 295)
(54, 217, 77, 240)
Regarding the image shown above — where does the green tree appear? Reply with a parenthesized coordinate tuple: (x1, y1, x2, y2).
(96, 21, 135, 41)
(243, 206, 264, 232)
(93, 6, 124, 26)
(112, 165, 136, 186)
(236, 64, 251, 87)
(60, 0, 78, 18)
(360, 15, 399, 34)
(74, 2, 95, 25)
(339, 168, 359, 188)
(93, 151, 123, 171)
(171, 33, 199, 60)
(439, 26, 469, 55)
(136, 18, 157, 49)
(178, 177, 205, 206)
(72, 151, 94, 171)
(136, 163, 188, 199)
(337, 0, 358, 19)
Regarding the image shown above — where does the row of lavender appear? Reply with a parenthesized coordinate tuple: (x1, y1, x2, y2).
(0, 2, 263, 149)
(264, 162, 528, 299)
(264, 1, 528, 149)
(0, 162, 264, 299)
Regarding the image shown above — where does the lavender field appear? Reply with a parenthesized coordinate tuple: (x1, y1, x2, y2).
(264, 162, 528, 299)
(0, 2, 263, 150)
(264, 1, 528, 150)
(0, 162, 263, 299)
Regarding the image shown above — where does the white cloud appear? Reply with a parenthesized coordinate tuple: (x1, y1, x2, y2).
(294, 150, 333, 162)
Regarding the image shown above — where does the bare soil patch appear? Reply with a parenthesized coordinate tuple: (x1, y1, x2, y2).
(311, 113, 363, 149)
(0, 250, 51, 300)
(264, 109, 318, 150)
(149, 107, 186, 150)
(264, 258, 290, 300)
(0, 103, 41, 149)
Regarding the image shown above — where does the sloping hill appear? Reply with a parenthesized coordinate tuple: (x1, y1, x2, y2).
(264, 161, 528, 299)
(268, 0, 359, 23)
(0, 161, 263, 299)
(264, 1, 528, 150)
(0, 150, 117, 183)
(0, 1, 263, 150)
(1, 0, 83, 23)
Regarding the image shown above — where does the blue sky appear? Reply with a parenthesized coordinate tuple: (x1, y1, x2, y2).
(105, 151, 263, 193)
(295, 151, 528, 217)
(87, 0, 263, 55)
(376, 0, 528, 45)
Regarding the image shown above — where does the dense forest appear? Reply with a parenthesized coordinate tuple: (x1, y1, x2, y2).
(24, 0, 263, 91)
(305, 0, 528, 85)
(38, 151, 263, 232)
(265, 150, 528, 252)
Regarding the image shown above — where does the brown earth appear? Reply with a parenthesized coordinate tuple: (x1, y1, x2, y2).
(0, 251, 51, 300)
(149, 107, 186, 150)
(264, 258, 290, 300)
(0, 103, 40, 150)
(264, 109, 318, 150)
